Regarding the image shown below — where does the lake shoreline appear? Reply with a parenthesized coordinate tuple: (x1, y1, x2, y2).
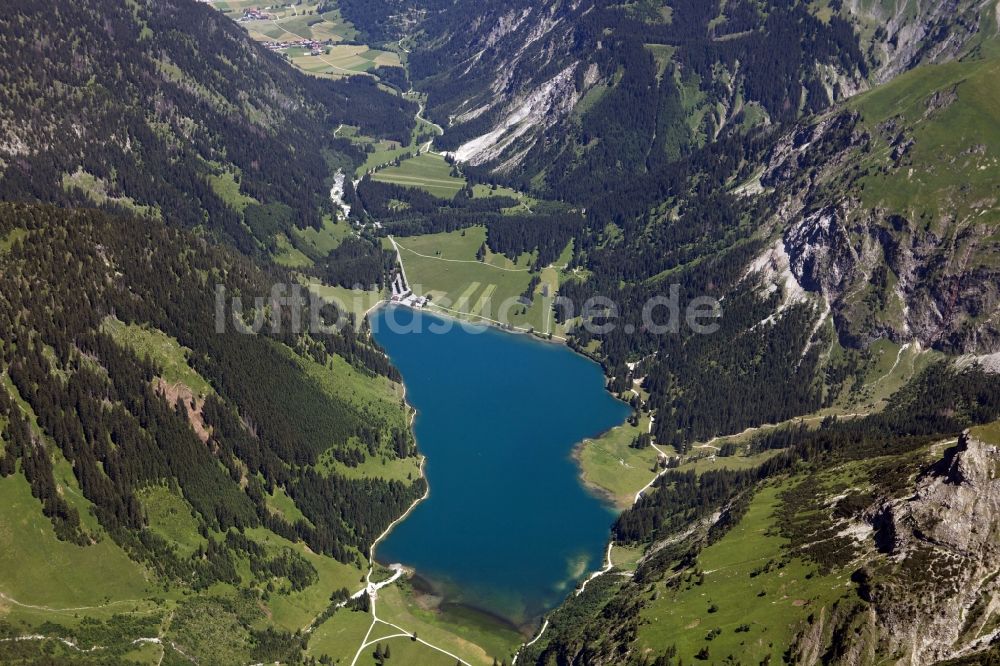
(370, 302, 632, 514)
(365, 302, 632, 653)
(570, 438, 630, 511)
(390, 569, 538, 638)
(370, 300, 570, 346)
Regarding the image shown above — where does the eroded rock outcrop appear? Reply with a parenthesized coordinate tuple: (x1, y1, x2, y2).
(867, 433, 1000, 662)
(759, 101, 1000, 354)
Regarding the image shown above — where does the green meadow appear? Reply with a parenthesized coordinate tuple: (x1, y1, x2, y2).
(971, 418, 1000, 444)
(0, 315, 432, 663)
(102, 317, 214, 398)
(61, 169, 159, 218)
(215, 2, 402, 80)
(372, 152, 466, 198)
(470, 183, 540, 214)
(306, 607, 374, 663)
(303, 280, 386, 324)
(279, 340, 407, 434)
(848, 56, 1000, 230)
(274, 233, 315, 268)
(138, 485, 208, 557)
(355, 635, 460, 666)
(0, 227, 26, 253)
(635, 483, 852, 664)
(829, 338, 941, 414)
(274, 215, 357, 268)
(374, 582, 523, 666)
(388, 227, 570, 336)
(576, 414, 660, 509)
(206, 167, 256, 212)
(287, 44, 401, 79)
(294, 215, 355, 256)
(0, 470, 152, 612)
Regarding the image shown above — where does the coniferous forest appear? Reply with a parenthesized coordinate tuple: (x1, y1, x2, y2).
(0, 203, 424, 576)
(3, 0, 1000, 663)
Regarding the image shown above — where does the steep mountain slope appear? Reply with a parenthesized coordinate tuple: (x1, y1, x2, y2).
(0, 1, 431, 662)
(759, 51, 1000, 352)
(853, 0, 993, 82)
(2, 0, 1000, 662)
(0, 0, 415, 252)
(411, 0, 867, 196)
(520, 368, 1000, 664)
(499, 38, 1000, 666)
(341, 0, 993, 197)
(0, 202, 424, 663)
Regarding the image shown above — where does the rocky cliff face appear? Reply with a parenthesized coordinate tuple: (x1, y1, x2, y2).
(409, 0, 996, 185)
(784, 431, 1000, 665)
(851, 0, 993, 84)
(869, 432, 1000, 662)
(756, 50, 1000, 356)
(411, 0, 590, 170)
(413, 0, 877, 183)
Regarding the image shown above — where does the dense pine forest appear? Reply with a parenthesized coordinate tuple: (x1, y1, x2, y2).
(0, 203, 423, 575)
(0, 0, 414, 252)
(2, 0, 1000, 662)
(344, 0, 866, 199)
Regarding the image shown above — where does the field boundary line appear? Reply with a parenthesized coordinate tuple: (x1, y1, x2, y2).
(394, 240, 531, 272)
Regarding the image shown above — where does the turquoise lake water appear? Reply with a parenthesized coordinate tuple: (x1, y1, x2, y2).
(370, 305, 630, 626)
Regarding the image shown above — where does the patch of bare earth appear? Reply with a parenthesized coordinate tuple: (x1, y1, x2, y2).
(155, 379, 210, 444)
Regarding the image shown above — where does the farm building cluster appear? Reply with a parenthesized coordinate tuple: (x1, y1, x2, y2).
(238, 8, 273, 21)
(259, 37, 334, 56)
(389, 274, 428, 309)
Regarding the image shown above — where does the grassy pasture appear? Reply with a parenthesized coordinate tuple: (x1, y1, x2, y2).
(287, 44, 401, 78)
(101, 317, 214, 398)
(635, 483, 851, 664)
(274, 216, 356, 269)
(358, 138, 411, 177)
(355, 634, 459, 665)
(848, 56, 1000, 230)
(0, 227, 26, 253)
(471, 183, 539, 214)
(306, 607, 374, 663)
(293, 215, 355, 257)
(372, 152, 466, 198)
(350, 101, 446, 176)
(0, 471, 151, 612)
(61, 169, 159, 219)
(830, 338, 941, 413)
(274, 233, 314, 268)
(389, 227, 573, 336)
(207, 167, 257, 212)
(676, 448, 785, 476)
(389, 228, 552, 333)
(644, 43, 676, 79)
(238, 4, 356, 42)
(319, 449, 422, 484)
(244, 526, 365, 630)
(303, 280, 385, 324)
(138, 485, 207, 557)
(576, 414, 659, 510)
(216, 2, 402, 80)
(279, 341, 407, 434)
(374, 582, 523, 666)
(3, 375, 112, 539)
(266, 485, 313, 526)
(971, 418, 1000, 444)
